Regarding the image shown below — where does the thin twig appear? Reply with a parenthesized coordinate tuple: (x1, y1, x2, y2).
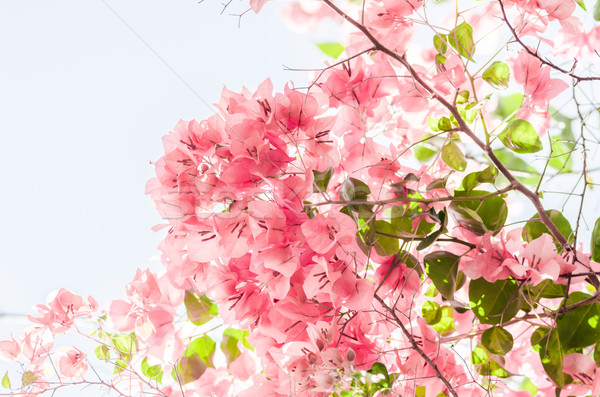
(497, 0, 600, 83)
(374, 294, 459, 397)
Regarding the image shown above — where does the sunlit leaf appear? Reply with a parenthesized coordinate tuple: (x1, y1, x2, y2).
(469, 278, 520, 325)
(1, 372, 10, 389)
(312, 166, 335, 193)
(591, 217, 600, 262)
(450, 190, 508, 235)
(522, 209, 573, 248)
(447, 22, 475, 59)
(557, 292, 600, 349)
(317, 42, 345, 59)
(184, 291, 218, 326)
(481, 326, 514, 355)
(433, 34, 447, 54)
(442, 141, 467, 171)
(482, 61, 510, 89)
(498, 119, 542, 154)
(424, 251, 460, 301)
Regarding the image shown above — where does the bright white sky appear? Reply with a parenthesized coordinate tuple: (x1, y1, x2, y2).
(0, 0, 327, 337)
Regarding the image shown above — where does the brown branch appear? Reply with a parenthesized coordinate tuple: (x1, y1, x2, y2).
(497, 0, 600, 83)
(319, 0, 598, 288)
(374, 294, 459, 397)
(310, 185, 515, 207)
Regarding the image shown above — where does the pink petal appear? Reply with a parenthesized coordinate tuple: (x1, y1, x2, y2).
(563, 353, 596, 379)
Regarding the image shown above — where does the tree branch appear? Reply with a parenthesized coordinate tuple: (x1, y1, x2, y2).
(319, 0, 598, 288)
(374, 294, 459, 397)
(497, 0, 600, 84)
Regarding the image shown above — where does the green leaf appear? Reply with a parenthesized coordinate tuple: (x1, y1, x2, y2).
(112, 333, 137, 356)
(463, 106, 478, 124)
(522, 209, 573, 247)
(422, 301, 442, 325)
(447, 22, 475, 59)
(594, 0, 600, 20)
(432, 306, 455, 335)
(94, 345, 110, 361)
(317, 42, 345, 59)
(365, 362, 390, 395)
(184, 291, 218, 326)
(481, 326, 514, 355)
(457, 90, 470, 104)
(114, 360, 128, 374)
(576, 0, 586, 10)
(186, 335, 216, 366)
(390, 205, 435, 239)
(469, 278, 520, 325)
(374, 220, 399, 256)
(427, 117, 441, 132)
(426, 175, 450, 191)
(141, 357, 163, 383)
(340, 177, 371, 201)
(416, 211, 447, 251)
(424, 251, 460, 301)
(450, 190, 508, 235)
(591, 217, 600, 262)
(493, 148, 537, 174)
(223, 328, 253, 350)
(548, 137, 574, 172)
(494, 93, 524, 120)
(176, 335, 216, 384)
(471, 345, 510, 377)
(435, 53, 447, 72)
(441, 141, 467, 171)
(594, 342, 600, 366)
(531, 327, 572, 386)
(557, 292, 600, 349)
(482, 61, 510, 89)
(433, 34, 447, 54)
(438, 117, 453, 131)
(312, 167, 334, 193)
(460, 166, 498, 192)
(526, 280, 567, 300)
(221, 328, 252, 365)
(498, 119, 543, 154)
(1, 372, 10, 389)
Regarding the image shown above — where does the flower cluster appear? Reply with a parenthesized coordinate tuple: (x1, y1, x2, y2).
(1, 0, 599, 396)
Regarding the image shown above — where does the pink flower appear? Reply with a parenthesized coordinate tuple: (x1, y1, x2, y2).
(108, 270, 177, 341)
(301, 212, 356, 255)
(0, 337, 20, 361)
(561, 353, 600, 396)
(537, 0, 575, 20)
(511, 50, 569, 136)
(28, 289, 97, 333)
(57, 347, 88, 380)
(250, 0, 269, 12)
(518, 234, 575, 285)
(20, 327, 54, 364)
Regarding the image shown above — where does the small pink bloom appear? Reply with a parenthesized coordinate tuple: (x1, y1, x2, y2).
(301, 212, 356, 254)
(0, 337, 20, 361)
(28, 289, 96, 333)
(229, 351, 256, 381)
(57, 348, 88, 379)
(250, 0, 269, 12)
